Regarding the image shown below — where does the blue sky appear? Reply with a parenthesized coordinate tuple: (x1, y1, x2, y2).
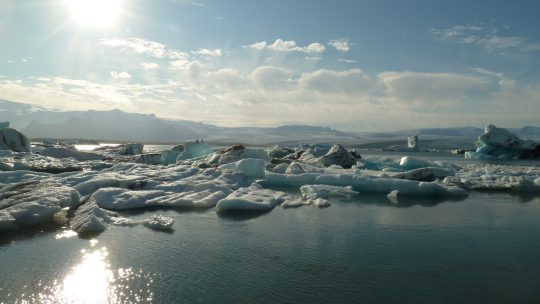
(1, 0, 539, 131)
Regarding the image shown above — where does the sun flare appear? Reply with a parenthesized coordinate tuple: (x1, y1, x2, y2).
(65, 0, 123, 28)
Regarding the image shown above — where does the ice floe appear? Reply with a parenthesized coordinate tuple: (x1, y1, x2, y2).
(1, 133, 540, 236)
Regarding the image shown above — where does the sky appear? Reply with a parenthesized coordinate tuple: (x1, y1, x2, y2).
(0, 0, 539, 131)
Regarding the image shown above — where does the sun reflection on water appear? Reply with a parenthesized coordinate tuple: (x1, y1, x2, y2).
(11, 246, 154, 304)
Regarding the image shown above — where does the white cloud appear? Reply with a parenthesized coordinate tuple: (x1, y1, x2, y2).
(110, 71, 132, 79)
(378, 71, 490, 108)
(337, 59, 358, 63)
(99, 37, 191, 60)
(249, 66, 294, 91)
(192, 48, 222, 57)
(187, 61, 203, 82)
(469, 67, 504, 79)
(246, 39, 326, 53)
(430, 25, 540, 52)
(247, 41, 267, 50)
(141, 62, 159, 70)
(168, 0, 204, 6)
(329, 39, 350, 52)
(299, 69, 374, 96)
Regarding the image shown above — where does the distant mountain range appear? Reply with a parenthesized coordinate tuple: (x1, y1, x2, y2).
(1, 99, 539, 144)
(0, 99, 349, 143)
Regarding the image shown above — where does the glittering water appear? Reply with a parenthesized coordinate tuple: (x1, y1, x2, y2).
(2, 192, 540, 303)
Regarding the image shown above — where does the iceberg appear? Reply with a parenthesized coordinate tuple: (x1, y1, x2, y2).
(39, 147, 103, 161)
(298, 144, 360, 169)
(262, 172, 468, 197)
(143, 215, 174, 231)
(206, 145, 270, 165)
(70, 195, 174, 234)
(219, 158, 266, 179)
(177, 140, 214, 161)
(465, 125, 540, 160)
(0, 181, 80, 231)
(266, 145, 295, 158)
(123, 143, 144, 155)
(160, 149, 181, 165)
(216, 184, 289, 212)
(0, 128, 31, 152)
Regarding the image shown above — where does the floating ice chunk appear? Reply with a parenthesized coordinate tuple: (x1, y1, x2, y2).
(219, 158, 266, 179)
(270, 162, 290, 174)
(74, 174, 145, 196)
(399, 156, 434, 171)
(266, 145, 295, 158)
(263, 172, 467, 197)
(298, 144, 359, 169)
(311, 198, 331, 208)
(206, 145, 270, 165)
(285, 162, 307, 174)
(135, 153, 161, 165)
(71, 197, 174, 234)
(398, 167, 455, 181)
(300, 185, 357, 200)
(177, 140, 214, 161)
(318, 144, 359, 168)
(70, 200, 112, 234)
(91, 188, 166, 210)
(281, 199, 311, 208)
(123, 143, 144, 155)
(149, 189, 229, 208)
(0, 181, 80, 231)
(39, 147, 103, 161)
(387, 190, 399, 204)
(160, 150, 181, 165)
(465, 125, 540, 160)
(216, 184, 289, 212)
(0, 128, 31, 152)
(143, 215, 174, 231)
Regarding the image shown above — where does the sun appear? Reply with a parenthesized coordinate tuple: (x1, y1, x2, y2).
(65, 0, 123, 28)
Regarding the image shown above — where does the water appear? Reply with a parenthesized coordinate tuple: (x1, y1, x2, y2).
(2, 192, 540, 303)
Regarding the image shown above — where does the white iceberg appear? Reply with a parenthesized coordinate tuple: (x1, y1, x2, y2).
(0, 181, 80, 231)
(206, 145, 270, 165)
(465, 125, 540, 160)
(216, 184, 289, 212)
(177, 140, 214, 161)
(219, 158, 266, 179)
(0, 128, 31, 152)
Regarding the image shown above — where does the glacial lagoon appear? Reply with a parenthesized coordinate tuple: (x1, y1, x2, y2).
(2, 190, 540, 304)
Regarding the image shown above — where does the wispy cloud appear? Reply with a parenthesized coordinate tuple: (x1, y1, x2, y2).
(168, 0, 205, 6)
(245, 39, 326, 54)
(110, 71, 132, 79)
(99, 37, 190, 59)
(329, 39, 350, 52)
(430, 24, 540, 52)
(192, 48, 222, 57)
(141, 62, 159, 70)
(337, 59, 357, 63)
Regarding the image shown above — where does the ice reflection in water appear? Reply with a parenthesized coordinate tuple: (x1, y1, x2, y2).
(21, 247, 154, 304)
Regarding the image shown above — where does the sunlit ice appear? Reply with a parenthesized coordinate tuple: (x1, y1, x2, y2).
(65, 0, 123, 28)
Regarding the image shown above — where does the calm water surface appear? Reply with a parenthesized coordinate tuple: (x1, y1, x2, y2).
(1, 192, 540, 303)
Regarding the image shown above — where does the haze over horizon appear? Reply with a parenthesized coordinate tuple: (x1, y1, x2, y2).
(1, 0, 539, 132)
